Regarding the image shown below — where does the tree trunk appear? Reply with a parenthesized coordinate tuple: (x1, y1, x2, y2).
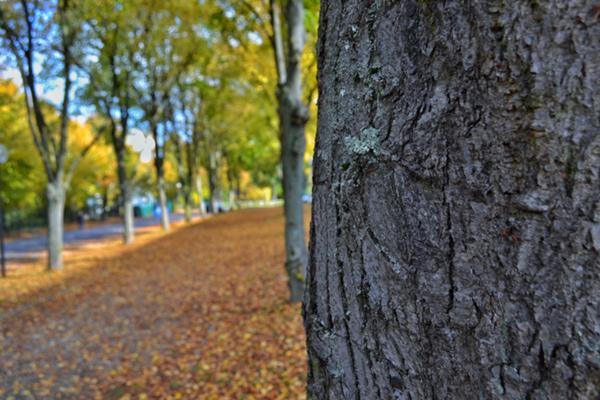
(305, 1, 600, 399)
(228, 189, 236, 210)
(46, 179, 65, 271)
(271, 178, 278, 201)
(183, 188, 193, 223)
(157, 175, 170, 231)
(101, 184, 109, 221)
(196, 175, 207, 216)
(227, 165, 237, 210)
(123, 192, 134, 244)
(117, 155, 135, 244)
(275, 0, 309, 303)
(207, 153, 219, 213)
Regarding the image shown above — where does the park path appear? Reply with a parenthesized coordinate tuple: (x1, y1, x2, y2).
(0, 208, 307, 399)
(5, 212, 200, 261)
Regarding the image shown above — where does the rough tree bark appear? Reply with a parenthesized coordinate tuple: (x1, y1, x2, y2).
(271, 0, 309, 303)
(305, 1, 600, 399)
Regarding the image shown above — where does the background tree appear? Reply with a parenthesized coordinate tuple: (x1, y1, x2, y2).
(0, 80, 114, 231)
(133, 0, 199, 230)
(0, 0, 100, 269)
(237, 0, 318, 302)
(274, 0, 311, 303)
(64, 121, 115, 215)
(80, 0, 140, 243)
(305, 1, 600, 398)
(0, 80, 45, 216)
(168, 78, 202, 222)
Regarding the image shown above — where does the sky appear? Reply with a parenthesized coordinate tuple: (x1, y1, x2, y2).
(1, 66, 92, 125)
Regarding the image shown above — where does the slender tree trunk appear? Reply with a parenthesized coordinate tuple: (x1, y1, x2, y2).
(228, 189, 236, 210)
(116, 149, 135, 244)
(305, 1, 600, 399)
(184, 203, 192, 222)
(207, 153, 219, 213)
(46, 178, 65, 271)
(183, 188, 193, 222)
(123, 192, 134, 244)
(271, 178, 278, 201)
(101, 185, 109, 221)
(227, 168, 237, 210)
(157, 175, 170, 231)
(277, 0, 309, 303)
(196, 175, 207, 216)
(152, 120, 170, 231)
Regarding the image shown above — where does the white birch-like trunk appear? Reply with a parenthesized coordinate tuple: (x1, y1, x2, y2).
(46, 179, 65, 271)
(158, 176, 170, 231)
(123, 190, 134, 244)
(118, 157, 135, 244)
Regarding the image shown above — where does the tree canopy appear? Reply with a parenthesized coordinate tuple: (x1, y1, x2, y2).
(0, 0, 318, 230)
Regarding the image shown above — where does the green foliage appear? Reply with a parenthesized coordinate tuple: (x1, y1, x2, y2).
(0, 0, 320, 219)
(0, 81, 44, 210)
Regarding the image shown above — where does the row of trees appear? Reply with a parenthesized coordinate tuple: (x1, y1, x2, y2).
(0, 0, 318, 295)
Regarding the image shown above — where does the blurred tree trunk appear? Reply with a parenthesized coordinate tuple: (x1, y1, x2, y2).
(123, 194, 134, 243)
(184, 138, 196, 222)
(116, 149, 134, 244)
(113, 109, 135, 244)
(46, 178, 65, 270)
(228, 187, 236, 210)
(305, 1, 600, 399)
(157, 175, 170, 230)
(196, 175, 207, 216)
(207, 152, 219, 213)
(173, 135, 191, 223)
(151, 115, 170, 231)
(271, 0, 309, 303)
(101, 185, 109, 221)
(226, 159, 238, 210)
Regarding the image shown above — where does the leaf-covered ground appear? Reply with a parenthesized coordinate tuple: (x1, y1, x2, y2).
(0, 208, 307, 399)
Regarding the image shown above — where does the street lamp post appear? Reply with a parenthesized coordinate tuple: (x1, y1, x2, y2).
(0, 144, 8, 278)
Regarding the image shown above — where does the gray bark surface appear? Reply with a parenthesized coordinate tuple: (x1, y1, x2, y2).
(123, 191, 134, 244)
(117, 148, 135, 244)
(46, 179, 65, 271)
(157, 176, 170, 231)
(305, 1, 600, 399)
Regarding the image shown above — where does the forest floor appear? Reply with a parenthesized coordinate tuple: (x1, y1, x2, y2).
(0, 207, 308, 399)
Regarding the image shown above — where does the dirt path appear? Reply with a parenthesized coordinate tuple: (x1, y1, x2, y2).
(0, 208, 307, 400)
